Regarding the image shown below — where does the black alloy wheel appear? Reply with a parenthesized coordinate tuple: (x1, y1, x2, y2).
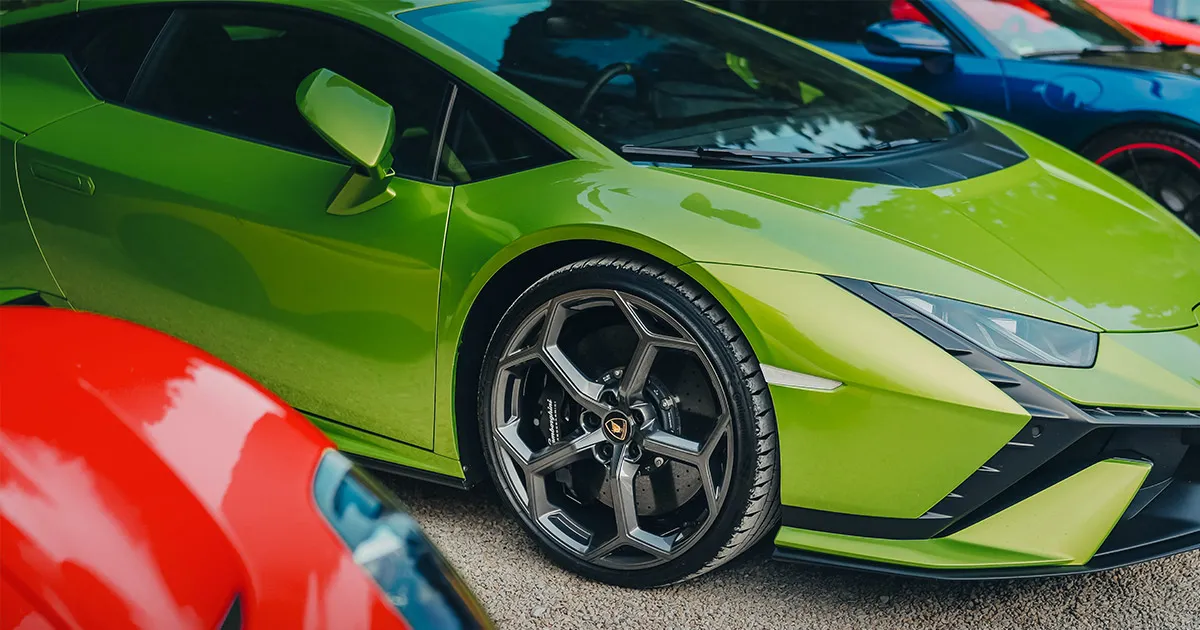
(1084, 127, 1200, 233)
(478, 256, 779, 588)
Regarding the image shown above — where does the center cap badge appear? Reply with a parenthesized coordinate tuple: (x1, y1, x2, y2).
(602, 412, 632, 443)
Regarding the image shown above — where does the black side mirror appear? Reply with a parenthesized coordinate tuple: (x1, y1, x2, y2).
(864, 20, 955, 73)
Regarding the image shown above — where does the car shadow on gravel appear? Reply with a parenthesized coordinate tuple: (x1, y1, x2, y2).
(380, 474, 1200, 629)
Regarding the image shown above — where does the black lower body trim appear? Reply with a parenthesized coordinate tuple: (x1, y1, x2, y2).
(773, 531, 1200, 581)
(346, 453, 474, 490)
(780, 505, 942, 540)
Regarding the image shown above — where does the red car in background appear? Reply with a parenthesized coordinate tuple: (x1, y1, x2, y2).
(0, 308, 490, 630)
(1089, 0, 1200, 45)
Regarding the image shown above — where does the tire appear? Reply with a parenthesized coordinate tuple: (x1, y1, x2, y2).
(1081, 126, 1200, 232)
(477, 255, 780, 588)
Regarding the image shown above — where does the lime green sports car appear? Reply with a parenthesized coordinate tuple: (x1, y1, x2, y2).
(2, 0, 1198, 588)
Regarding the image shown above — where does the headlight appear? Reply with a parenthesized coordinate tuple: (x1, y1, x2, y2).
(876, 285, 1098, 368)
(313, 451, 491, 630)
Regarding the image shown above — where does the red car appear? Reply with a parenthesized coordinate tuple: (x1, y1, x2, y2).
(1089, 0, 1200, 45)
(0, 308, 490, 630)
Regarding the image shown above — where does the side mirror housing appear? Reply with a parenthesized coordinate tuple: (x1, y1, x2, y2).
(296, 68, 397, 215)
(864, 20, 955, 73)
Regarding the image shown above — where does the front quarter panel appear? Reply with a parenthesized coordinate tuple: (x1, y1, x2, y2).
(691, 264, 1030, 518)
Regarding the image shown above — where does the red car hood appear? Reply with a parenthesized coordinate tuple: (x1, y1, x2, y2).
(0, 307, 406, 629)
(1, 323, 244, 629)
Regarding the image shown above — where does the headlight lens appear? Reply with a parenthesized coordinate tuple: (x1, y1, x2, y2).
(313, 451, 490, 630)
(876, 286, 1098, 367)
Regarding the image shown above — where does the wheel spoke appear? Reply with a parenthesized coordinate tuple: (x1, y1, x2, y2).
(613, 291, 702, 403)
(628, 528, 676, 559)
(610, 451, 641, 537)
(528, 429, 606, 475)
(642, 429, 705, 466)
(617, 339, 657, 403)
(497, 345, 542, 372)
(542, 345, 610, 417)
(704, 413, 733, 454)
(1127, 149, 1150, 192)
(538, 296, 612, 417)
(613, 291, 653, 338)
(496, 419, 534, 468)
(582, 535, 625, 561)
(608, 448, 676, 559)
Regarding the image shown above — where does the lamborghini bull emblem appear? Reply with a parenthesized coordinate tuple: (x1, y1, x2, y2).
(602, 413, 631, 443)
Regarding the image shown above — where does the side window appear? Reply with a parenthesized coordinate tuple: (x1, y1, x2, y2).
(0, 9, 171, 102)
(715, 0, 905, 43)
(437, 89, 564, 184)
(716, 1, 967, 51)
(1162, 0, 1200, 21)
(129, 8, 452, 180)
(73, 10, 173, 101)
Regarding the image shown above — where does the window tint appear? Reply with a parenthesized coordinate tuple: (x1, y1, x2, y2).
(130, 8, 451, 179)
(0, 9, 171, 102)
(437, 89, 563, 184)
(1155, 0, 1200, 20)
(711, 0, 925, 44)
(74, 9, 172, 101)
(1182, 0, 1200, 20)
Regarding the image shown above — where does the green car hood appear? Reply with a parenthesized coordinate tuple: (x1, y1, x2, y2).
(674, 124, 1200, 333)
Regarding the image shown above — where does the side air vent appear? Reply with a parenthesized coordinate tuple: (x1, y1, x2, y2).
(1081, 407, 1200, 426)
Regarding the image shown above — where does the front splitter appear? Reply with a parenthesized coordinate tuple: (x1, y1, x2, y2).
(773, 531, 1200, 580)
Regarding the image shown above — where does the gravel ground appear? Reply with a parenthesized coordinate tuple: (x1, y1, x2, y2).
(384, 476, 1200, 630)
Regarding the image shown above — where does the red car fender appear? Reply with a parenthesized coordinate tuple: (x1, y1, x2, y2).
(0, 308, 409, 630)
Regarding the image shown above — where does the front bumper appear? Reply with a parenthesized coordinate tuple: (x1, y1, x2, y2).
(761, 278, 1200, 578)
(775, 420, 1200, 579)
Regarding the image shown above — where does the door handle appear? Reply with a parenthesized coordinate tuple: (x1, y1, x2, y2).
(30, 162, 95, 196)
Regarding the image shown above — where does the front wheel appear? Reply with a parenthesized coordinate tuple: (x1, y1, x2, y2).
(477, 256, 779, 588)
(1082, 126, 1200, 233)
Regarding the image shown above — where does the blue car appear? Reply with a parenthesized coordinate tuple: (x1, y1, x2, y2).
(714, 0, 1200, 232)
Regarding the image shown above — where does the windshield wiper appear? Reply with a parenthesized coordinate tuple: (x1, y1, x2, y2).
(1021, 45, 1136, 58)
(861, 137, 947, 152)
(619, 145, 846, 164)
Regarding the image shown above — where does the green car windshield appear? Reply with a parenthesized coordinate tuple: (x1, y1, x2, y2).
(401, 0, 953, 157)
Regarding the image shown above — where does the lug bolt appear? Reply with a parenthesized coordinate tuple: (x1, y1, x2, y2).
(626, 444, 642, 461)
(599, 443, 614, 460)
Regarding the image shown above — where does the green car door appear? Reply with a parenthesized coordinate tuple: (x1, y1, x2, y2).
(15, 6, 454, 447)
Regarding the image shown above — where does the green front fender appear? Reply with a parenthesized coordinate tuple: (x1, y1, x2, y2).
(687, 262, 1031, 519)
